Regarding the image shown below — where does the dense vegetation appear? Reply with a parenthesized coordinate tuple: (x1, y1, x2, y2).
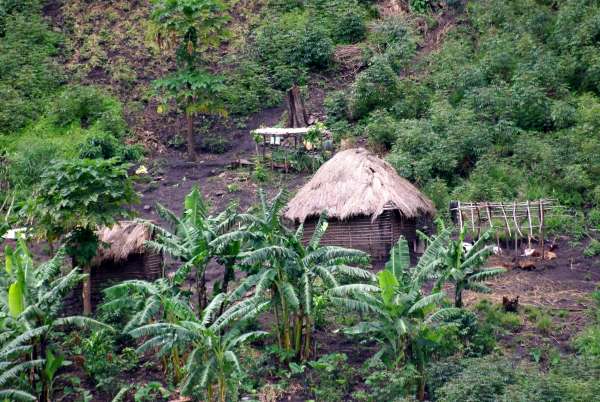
(1, 0, 600, 400)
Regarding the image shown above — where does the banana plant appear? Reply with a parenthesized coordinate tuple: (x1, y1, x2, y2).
(145, 186, 240, 314)
(329, 237, 461, 401)
(227, 205, 372, 360)
(0, 242, 111, 402)
(429, 226, 506, 307)
(129, 292, 267, 402)
(101, 277, 196, 383)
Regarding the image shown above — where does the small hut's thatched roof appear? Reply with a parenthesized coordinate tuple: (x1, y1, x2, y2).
(285, 148, 435, 222)
(92, 221, 151, 267)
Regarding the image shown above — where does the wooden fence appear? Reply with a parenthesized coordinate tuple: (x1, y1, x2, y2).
(449, 200, 559, 258)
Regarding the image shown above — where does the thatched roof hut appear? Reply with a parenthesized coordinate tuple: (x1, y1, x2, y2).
(92, 221, 153, 267)
(285, 148, 435, 266)
(64, 221, 163, 314)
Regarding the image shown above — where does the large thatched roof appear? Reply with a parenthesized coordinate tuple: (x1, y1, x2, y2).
(285, 148, 435, 222)
(92, 221, 151, 267)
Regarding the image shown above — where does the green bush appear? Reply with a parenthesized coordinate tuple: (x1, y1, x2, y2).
(333, 10, 367, 43)
(584, 239, 600, 257)
(201, 135, 231, 154)
(8, 137, 59, 187)
(0, 3, 63, 135)
(364, 110, 399, 149)
(253, 11, 333, 89)
(324, 90, 350, 123)
(223, 61, 282, 116)
(78, 131, 143, 161)
(435, 356, 518, 402)
(349, 58, 400, 119)
(354, 357, 417, 401)
(50, 86, 127, 136)
(308, 353, 354, 401)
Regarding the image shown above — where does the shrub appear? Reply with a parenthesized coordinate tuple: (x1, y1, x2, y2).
(8, 135, 58, 180)
(584, 239, 600, 257)
(324, 90, 350, 123)
(0, 6, 63, 135)
(349, 58, 399, 119)
(201, 135, 231, 154)
(78, 131, 143, 161)
(390, 80, 431, 119)
(588, 208, 600, 230)
(364, 110, 399, 149)
(435, 356, 518, 402)
(333, 10, 367, 43)
(223, 61, 282, 116)
(354, 357, 417, 401)
(253, 11, 333, 88)
(50, 86, 126, 136)
(294, 24, 334, 69)
(308, 353, 354, 401)
(370, 16, 418, 73)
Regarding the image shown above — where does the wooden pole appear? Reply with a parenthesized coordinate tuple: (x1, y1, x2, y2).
(83, 265, 92, 315)
(539, 200, 545, 260)
(476, 207, 482, 240)
(526, 200, 533, 249)
(470, 203, 476, 237)
(457, 201, 463, 231)
(512, 202, 524, 238)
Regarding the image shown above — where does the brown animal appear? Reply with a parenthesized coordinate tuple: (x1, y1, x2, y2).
(517, 259, 537, 270)
(502, 296, 519, 312)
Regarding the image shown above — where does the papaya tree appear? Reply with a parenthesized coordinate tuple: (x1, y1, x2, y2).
(149, 0, 230, 160)
(28, 158, 138, 314)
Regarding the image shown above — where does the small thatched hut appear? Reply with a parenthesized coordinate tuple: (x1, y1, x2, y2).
(285, 148, 435, 267)
(64, 221, 163, 314)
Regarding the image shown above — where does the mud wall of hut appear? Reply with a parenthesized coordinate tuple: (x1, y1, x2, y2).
(62, 252, 162, 314)
(301, 210, 422, 268)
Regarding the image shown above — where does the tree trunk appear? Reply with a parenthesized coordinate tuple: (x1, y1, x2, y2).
(186, 113, 197, 161)
(455, 286, 463, 308)
(83, 265, 92, 315)
(197, 268, 207, 314)
(286, 85, 308, 128)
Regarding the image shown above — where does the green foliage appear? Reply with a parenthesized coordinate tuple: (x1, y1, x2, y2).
(354, 357, 418, 401)
(253, 11, 332, 89)
(308, 353, 354, 401)
(29, 158, 137, 251)
(584, 239, 600, 257)
(144, 186, 242, 313)
(431, 354, 600, 402)
(50, 86, 127, 136)
(349, 58, 400, 119)
(427, 226, 506, 308)
(335, 0, 600, 207)
(333, 10, 367, 44)
(227, 201, 371, 361)
(148, 0, 230, 67)
(330, 236, 462, 399)
(129, 293, 267, 402)
(222, 61, 282, 116)
(134, 382, 170, 402)
(434, 356, 519, 402)
(364, 110, 400, 150)
(0, 0, 63, 135)
(0, 242, 111, 401)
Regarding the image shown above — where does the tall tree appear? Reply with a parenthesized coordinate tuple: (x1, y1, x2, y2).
(149, 0, 230, 160)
